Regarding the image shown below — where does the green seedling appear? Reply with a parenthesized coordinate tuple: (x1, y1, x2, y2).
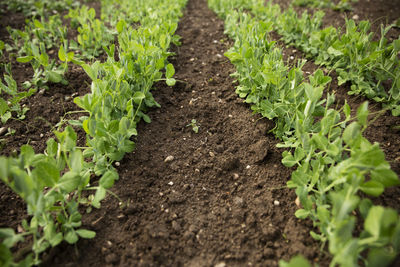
(186, 119, 199, 133)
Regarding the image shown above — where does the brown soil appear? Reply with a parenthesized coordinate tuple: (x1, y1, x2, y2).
(0, 0, 399, 266)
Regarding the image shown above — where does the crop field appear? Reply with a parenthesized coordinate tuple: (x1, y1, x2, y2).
(0, 0, 399, 266)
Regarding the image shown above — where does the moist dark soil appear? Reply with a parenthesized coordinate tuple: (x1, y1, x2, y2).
(0, 0, 399, 266)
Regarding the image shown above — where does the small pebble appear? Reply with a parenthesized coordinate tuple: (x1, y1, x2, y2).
(215, 262, 226, 267)
(352, 14, 359, 20)
(295, 197, 301, 207)
(168, 181, 174, 186)
(115, 162, 120, 167)
(209, 151, 215, 157)
(274, 200, 280, 206)
(290, 56, 294, 60)
(246, 165, 251, 169)
(0, 127, 6, 136)
(40, 133, 44, 138)
(232, 173, 239, 180)
(164, 155, 174, 162)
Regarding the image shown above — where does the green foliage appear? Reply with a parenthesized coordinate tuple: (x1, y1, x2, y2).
(249, 1, 400, 115)
(292, 0, 357, 11)
(186, 119, 199, 133)
(65, 6, 115, 59)
(4, 0, 79, 18)
(0, 127, 96, 266)
(0, 70, 35, 124)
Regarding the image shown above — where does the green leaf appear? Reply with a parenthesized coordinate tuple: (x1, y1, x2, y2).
(282, 151, 297, 167)
(47, 71, 63, 83)
(0, 228, 24, 248)
(46, 138, 58, 157)
(359, 198, 372, 219)
(99, 170, 118, 189)
(342, 122, 361, 145)
(142, 113, 151, 123)
(33, 161, 60, 187)
(343, 102, 351, 120)
(92, 186, 106, 208)
(279, 255, 311, 267)
(33, 19, 43, 28)
(327, 46, 343, 57)
(70, 150, 83, 173)
(166, 78, 176, 86)
(0, 243, 13, 266)
(132, 91, 145, 104)
(356, 101, 369, 126)
(49, 233, 63, 247)
(67, 51, 74, 61)
(20, 145, 35, 168)
(76, 229, 96, 239)
(58, 45, 66, 62)
(364, 206, 384, 238)
(116, 19, 126, 34)
(295, 209, 309, 219)
(360, 180, 384, 197)
(165, 63, 175, 78)
(0, 98, 9, 115)
(64, 230, 78, 244)
(82, 63, 98, 81)
(16, 56, 33, 63)
(367, 247, 396, 267)
(57, 171, 80, 193)
(310, 231, 322, 241)
(371, 168, 400, 187)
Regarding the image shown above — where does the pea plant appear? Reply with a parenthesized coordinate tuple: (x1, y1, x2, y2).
(0, 71, 35, 124)
(292, 0, 357, 11)
(209, 0, 400, 265)
(66, 6, 115, 60)
(4, 0, 79, 18)
(247, 0, 400, 116)
(0, 127, 97, 266)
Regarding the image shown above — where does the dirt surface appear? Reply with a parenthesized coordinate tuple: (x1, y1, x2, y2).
(0, 0, 399, 266)
(43, 0, 331, 265)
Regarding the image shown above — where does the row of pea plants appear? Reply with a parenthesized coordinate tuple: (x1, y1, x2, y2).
(0, 0, 107, 125)
(0, 0, 187, 266)
(291, 0, 357, 11)
(208, 0, 400, 266)
(0, 0, 128, 125)
(215, 0, 400, 116)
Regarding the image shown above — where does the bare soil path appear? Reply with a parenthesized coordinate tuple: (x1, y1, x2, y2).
(42, 0, 328, 266)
